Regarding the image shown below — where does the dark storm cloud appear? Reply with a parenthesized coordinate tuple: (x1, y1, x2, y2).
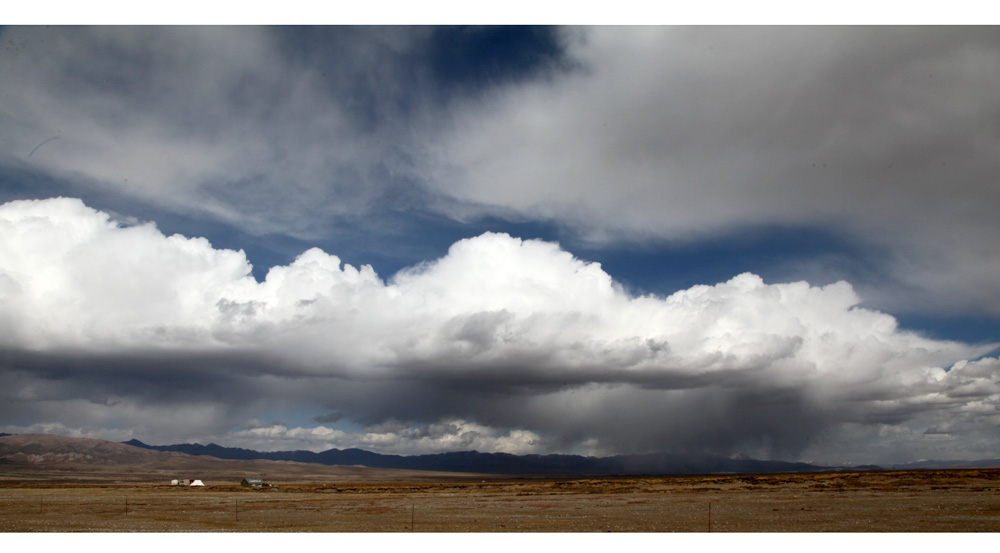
(0, 348, 270, 404)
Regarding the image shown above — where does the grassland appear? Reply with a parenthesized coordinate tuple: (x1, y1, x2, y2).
(2, 465, 1000, 532)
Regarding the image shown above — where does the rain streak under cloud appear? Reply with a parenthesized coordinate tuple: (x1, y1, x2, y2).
(1, 26, 999, 464)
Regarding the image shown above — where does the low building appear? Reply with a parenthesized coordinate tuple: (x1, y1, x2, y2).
(241, 478, 265, 487)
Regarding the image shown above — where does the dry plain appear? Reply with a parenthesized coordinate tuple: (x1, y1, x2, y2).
(2, 463, 1000, 532)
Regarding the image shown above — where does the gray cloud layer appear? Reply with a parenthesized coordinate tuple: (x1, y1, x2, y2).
(0, 26, 438, 237)
(427, 27, 1000, 315)
(4, 27, 998, 318)
(1, 198, 998, 462)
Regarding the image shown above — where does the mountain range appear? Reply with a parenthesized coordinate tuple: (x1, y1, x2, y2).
(119, 438, 830, 475)
(4, 433, 998, 475)
(119, 440, 1000, 474)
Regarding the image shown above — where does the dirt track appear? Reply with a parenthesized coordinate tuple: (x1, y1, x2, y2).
(2, 469, 1000, 532)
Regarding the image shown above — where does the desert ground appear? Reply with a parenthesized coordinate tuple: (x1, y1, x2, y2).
(2, 463, 999, 532)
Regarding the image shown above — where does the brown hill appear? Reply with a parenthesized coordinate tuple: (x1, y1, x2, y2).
(0, 434, 483, 484)
(0, 433, 189, 465)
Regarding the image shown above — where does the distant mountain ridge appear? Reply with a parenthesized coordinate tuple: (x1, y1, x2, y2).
(891, 458, 1000, 470)
(5, 434, 998, 475)
(121, 438, 829, 475)
(0, 434, 185, 465)
(0, 435, 461, 481)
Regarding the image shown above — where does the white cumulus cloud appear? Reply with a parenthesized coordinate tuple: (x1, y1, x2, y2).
(1, 197, 998, 462)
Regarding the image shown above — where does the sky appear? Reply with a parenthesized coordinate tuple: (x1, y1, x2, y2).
(1, 24, 999, 466)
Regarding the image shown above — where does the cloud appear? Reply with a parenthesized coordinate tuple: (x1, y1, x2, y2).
(1, 197, 998, 462)
(0, 27, 435, 238)
(0, 422, 137, 443)
(425, 27, 1000, 315)
(231, 420, 543, 455)
(5, 26, 996, 320)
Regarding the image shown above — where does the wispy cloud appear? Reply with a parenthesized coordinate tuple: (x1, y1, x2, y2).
(427, 27, 1000, 316)
(0, 27, 438, 237)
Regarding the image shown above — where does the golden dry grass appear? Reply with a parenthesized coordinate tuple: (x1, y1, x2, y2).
(2, 467, 1000, 532)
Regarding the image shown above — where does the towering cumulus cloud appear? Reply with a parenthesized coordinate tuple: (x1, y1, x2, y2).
(1, 198, 998, 463)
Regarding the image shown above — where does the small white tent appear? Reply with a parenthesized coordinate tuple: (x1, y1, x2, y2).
(190, 479, 205, 487)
